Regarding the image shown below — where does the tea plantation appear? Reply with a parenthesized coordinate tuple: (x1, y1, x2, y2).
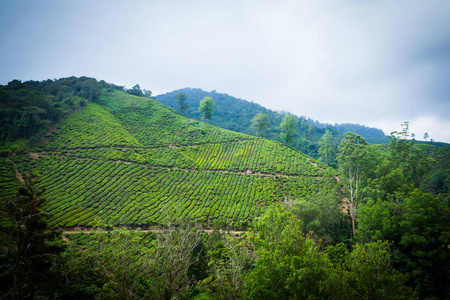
(1, 89, 338, 228)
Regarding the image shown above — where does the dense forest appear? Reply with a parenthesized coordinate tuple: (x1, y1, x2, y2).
(0, 77, 449, 299)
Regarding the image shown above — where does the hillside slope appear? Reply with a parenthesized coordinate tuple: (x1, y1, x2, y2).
(2, 89, 338, 228)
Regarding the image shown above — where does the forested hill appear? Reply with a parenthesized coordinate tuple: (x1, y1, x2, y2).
(155, 88, 388, 146)
(156, 88, 273, 134)
(333, 123, 386, 141)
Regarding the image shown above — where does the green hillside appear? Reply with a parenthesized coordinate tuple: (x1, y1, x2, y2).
(2, 88, 338, 228)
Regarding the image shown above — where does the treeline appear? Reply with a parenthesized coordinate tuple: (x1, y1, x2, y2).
(1, 77, 101, 146)
(334, 123, 386, 138)
(333, 125, 449, 299)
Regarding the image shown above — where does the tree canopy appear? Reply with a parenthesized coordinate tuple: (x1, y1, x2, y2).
(0, 173, 63, 298)
(318, 129, 334, 166)
(127, 84, 144, 97)
(175, 91, 189, 114)
(251, 112, 270, 137)
(280, 114, 297, 146)
(198, 96, 215, 122)
(337, 132, 371, 236)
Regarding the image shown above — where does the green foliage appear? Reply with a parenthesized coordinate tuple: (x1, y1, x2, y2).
(344, 123, 450, 298)
(337, 132, 373, 236)
(79, 227, 149, 299)
(55, 207, 414, 299)
(280, 114, 297, 146)
(0, 173, 64, 299)
(0, 76, 127, 146)
(430, 171, 448, 195)
(0, 159, 22, 225)
(175, 91, 189, 114)
(357, 190, 450, 298)
(126, 84, 144, 97)
(243, 206, 414, 299)
(198, 96, 215, 122)
(250, 112, 269, 137)
(318, 129, 336, 166)
(63, 223, 202, 300)
(245, 205, 334, 299)
(388, 126, 431, 188)
(5, 79, 445, 298)
(200, 233, 253, 300)
(291, 189, 350, 244)
(335, 123, 386, 140)
(415, 144, 450, 197)
(155, 88, 277, 135)
(338, 241, 413, 299)
(399, 191, 450, 298)
(0, 87, 67, 144)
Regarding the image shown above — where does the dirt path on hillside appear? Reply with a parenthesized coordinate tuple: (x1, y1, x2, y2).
(61, 234, 73, 245)
(27, 150, 320, 180)
(62, 227, 247, 236)
(306, 157, 326, 170)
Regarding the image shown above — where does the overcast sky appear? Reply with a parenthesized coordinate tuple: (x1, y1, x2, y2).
(1, 0, 449, 142)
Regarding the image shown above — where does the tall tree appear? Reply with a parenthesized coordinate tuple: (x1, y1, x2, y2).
(389, 122, 429, 187)
(0, 173, 63, 299)
(198, 97, 215, 123)
(144, 89, 153, 98)
(340, 241, 412, 299)
(200, 233, 253, 300)
(318, 129, 333, 166)
(337, 132, 370, 237)
(175, 92, 189, 115)
(251, 112, 270, 137)
(423, 132, 429, 141)
(280, 114, 297, 146)
(127, 84, 144, 97)
(245, 205, 334, 299)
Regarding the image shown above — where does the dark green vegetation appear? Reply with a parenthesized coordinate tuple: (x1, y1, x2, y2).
(1, 78, 449, 299)
(0, 77, 125, 148)
(0, 173, 64, 299)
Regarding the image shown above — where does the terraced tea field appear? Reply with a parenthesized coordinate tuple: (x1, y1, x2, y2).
(2, 90, 339, 228)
